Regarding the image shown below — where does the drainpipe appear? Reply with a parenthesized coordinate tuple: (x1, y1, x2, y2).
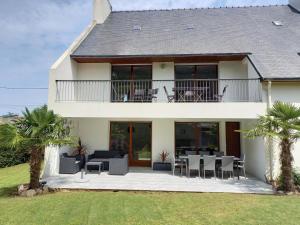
(267, 80, 274, 181)
(267, 81, 272, 108)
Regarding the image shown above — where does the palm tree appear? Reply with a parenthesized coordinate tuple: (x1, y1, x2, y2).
(244, 101, 300, 192)
(0, 105, 74, 189)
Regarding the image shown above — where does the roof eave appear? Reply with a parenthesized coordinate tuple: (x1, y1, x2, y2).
(71, 52, 252, 58)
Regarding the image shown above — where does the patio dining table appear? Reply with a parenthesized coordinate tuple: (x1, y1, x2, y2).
(179, 155, 240, 161)
(178, 155, 241, 178)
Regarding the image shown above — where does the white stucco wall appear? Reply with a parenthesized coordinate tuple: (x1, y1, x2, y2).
(77, 63, 111, 80)
(241, 120, 267, 181)
(271, 83, 300, 106)
(77, 118, 110, 154)
(219, 61, 249, 102)
(219, 61, 247, 79)
(51, 102, 266, 119)
(152, 62, 174, 102)
(152, 119, 175, 164)
(270, 82, 300, 173)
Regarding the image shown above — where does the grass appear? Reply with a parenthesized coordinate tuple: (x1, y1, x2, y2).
(0, 164, 300, 225)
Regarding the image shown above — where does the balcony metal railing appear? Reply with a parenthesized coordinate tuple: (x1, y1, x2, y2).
(56, 79, 262, 103)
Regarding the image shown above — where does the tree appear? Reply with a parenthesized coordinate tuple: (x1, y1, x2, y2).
(243, 101, 300, 192)
(0, 105, 74, 189)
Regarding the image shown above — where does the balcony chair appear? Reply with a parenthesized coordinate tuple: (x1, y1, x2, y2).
(187, 155, 201, 178)
(202, 155, 216, 179)
(215, 85, 229, 102)
(147, 88, 159, 102)
(133, 89, 146, 102)
(163, 86, 175, 103)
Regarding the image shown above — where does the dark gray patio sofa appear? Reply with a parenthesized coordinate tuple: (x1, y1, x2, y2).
(59, 153, 84, 174)
(87, 150, 128, 175)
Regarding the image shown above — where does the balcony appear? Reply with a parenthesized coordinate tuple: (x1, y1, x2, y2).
(56, 79, 262, 103)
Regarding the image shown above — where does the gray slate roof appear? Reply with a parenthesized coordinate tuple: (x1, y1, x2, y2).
(72, 5, 300, 79)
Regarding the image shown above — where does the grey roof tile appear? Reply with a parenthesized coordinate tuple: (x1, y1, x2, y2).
(72, 5, 300, 79)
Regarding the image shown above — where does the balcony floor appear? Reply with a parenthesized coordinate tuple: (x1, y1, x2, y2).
(44, 167, 273, 194)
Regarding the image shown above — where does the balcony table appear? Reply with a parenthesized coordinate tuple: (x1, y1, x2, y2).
(172, 87, 209, 102)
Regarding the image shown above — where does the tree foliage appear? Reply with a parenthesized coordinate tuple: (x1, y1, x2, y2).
(0, 105, 74, 189)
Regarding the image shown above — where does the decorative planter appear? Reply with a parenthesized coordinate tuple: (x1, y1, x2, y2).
(153, 162, 172, 171)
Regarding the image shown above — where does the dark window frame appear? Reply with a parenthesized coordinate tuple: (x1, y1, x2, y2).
(174, 122, 220, 156)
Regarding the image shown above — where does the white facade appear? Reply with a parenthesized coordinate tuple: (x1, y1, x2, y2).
(45, 0, 300, 182)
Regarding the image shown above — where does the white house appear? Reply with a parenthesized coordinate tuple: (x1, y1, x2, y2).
(45, 0, 300, 182)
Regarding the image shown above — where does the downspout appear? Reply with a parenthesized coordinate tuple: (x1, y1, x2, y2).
(267, 80, 274, 181)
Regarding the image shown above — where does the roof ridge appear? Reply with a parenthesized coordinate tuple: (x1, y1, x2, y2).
(111, 4, 288, 13)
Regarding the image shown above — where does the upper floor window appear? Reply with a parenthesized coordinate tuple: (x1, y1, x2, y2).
(175, 65, 218, 80)
(111, 65, 152, 102)
(112, 65, 152, 80)
(174, 65, 218, 102)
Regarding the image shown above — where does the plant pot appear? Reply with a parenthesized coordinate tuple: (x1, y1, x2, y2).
(153, 162, 172, 171)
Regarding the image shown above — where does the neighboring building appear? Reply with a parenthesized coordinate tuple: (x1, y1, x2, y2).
(0, 113, 19, 125)
(45, 0, 300, 181)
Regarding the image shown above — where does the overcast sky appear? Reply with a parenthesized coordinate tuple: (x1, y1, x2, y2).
(0, 0, 288, 115)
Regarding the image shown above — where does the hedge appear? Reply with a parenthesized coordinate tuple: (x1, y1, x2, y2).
(0, 147, 30, 168)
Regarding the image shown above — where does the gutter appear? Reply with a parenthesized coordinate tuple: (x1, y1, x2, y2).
(262, 77, 300, 82)
(70, 52, 252, 58)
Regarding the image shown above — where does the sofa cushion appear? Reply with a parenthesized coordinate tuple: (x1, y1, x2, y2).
(94, 150, 121, 158)
(89, 158, 110, 162)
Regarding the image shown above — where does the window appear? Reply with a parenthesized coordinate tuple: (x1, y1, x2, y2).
(175, 122, 219, 156)
(111, 65, 152, 102)
(175, 65, 218, 80)
(174, 65, 218, 102)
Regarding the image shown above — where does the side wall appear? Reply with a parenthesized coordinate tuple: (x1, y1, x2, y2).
(241, 120, 267, 181)
(271, 82, 300, 173)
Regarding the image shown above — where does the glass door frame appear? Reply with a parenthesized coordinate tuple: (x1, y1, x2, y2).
(109, 121, 152, 167)
(174, 64, 219, 102)
(111, 65, 153, 102)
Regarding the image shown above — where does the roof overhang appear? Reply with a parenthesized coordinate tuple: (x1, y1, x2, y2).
(262, 77, 300, 82)
(71, 53, 250, 64)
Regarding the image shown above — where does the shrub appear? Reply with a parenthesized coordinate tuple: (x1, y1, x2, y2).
(277, 169, 300, 191)
(293, 170, 300, 187)
(0, 147, 29, 168)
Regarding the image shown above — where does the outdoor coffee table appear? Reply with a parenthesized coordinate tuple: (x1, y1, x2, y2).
(85, 161, 103, 175)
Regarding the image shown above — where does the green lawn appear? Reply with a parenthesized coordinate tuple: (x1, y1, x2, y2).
(0, 164, 300, 225)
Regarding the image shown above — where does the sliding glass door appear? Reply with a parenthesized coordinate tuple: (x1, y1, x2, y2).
(111, 65, 152, 102)
(174, 65, 218, 102)
(110, 122, 152, 167)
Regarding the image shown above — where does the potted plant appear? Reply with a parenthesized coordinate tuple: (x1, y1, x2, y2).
(71, 138, 87, 166)
(153, 150, 172, 171)
(207, 144, 217, 155)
